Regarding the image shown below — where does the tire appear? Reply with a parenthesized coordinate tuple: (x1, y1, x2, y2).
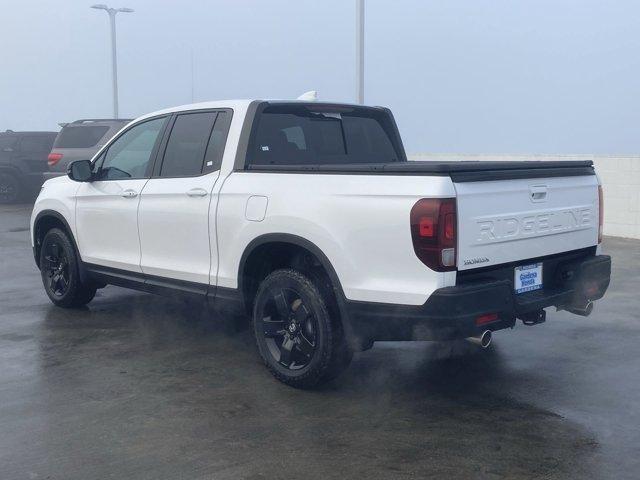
(252, 269, 352, 388)
(0, 172, 21, 204)
(39, 228, 97, 308)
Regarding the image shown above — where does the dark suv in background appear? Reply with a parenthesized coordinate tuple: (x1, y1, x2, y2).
(46, 119, 131, 178)
(0, 130, 57, 203)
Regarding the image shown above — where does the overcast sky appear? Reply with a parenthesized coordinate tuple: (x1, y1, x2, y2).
(1, 0, 638, 154)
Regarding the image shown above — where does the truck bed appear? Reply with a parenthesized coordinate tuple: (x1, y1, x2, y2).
(247, 160, 595, 182)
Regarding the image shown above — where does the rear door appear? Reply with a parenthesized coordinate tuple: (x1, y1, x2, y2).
(454, 174, 599, 271)
(138, 110, 232, 285)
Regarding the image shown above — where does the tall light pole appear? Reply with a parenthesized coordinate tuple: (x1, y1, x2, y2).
(356, 0, 364, 104)
(91, 4, 134, 118)
(190, 48, 195, 103)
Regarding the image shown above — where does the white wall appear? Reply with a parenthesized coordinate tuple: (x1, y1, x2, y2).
(409, 154, 640, 240)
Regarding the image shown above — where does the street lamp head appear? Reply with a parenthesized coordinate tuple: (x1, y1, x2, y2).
(91, 2, 133, 118)
(91, 4, 134, 14)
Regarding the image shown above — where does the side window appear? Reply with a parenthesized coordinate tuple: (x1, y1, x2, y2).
(18, 136, 52, 153)
(97, 117, 166, 180)
(202, 111, 232, 173)
(160, 112, 217, 177)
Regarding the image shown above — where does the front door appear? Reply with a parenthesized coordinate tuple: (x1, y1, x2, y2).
(75, 116, 168, 272)
(138, 110, 231, 285)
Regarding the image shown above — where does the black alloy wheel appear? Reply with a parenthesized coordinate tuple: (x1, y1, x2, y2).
(260, 287, 318, 370)
(42, 240, 70, 297)
(253, 269, 352, 388)
(39, 228, 97, 308)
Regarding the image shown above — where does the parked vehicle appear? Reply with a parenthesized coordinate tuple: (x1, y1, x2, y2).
(30, 99, 611, 387)
(45, 119, 131, 179)
(0, 130, 57, 203)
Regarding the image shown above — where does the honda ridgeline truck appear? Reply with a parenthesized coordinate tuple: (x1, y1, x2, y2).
(30, 100, 611, 387)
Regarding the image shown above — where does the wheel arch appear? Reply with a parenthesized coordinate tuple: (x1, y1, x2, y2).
(238, 233, 348, 317)
(32, 210, 80, 270)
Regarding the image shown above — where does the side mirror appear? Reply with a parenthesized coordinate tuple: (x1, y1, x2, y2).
(67, 160, 93, 182)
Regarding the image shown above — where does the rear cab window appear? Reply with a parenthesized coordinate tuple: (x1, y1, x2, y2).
(247, 103, 406, 167)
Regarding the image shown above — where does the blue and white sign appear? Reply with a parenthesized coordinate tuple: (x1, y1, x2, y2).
(514, 263, 543, 294)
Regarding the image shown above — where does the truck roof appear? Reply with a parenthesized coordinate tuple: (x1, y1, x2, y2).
(133, 99, 368, 124)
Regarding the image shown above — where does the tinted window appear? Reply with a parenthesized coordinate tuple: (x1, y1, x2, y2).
(248, 105, 404, 166)
(203, 111, 232, 173)
(160, 112, 217, 177)
(54, 126, 109, 148)
(98, 118, 166, 180)
(19, 135, 54, 153)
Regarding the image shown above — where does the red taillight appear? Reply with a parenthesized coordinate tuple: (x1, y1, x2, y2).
(410, 197, 457, 272)
(598, 185, 603, 244)
(475, 313, 499, 326)
(47, 153, 63, 167)
(444, 212, 455, 240)
(419, 217, 434, 237)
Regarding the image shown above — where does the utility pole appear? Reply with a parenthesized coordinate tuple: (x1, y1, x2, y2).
(356, 0, 365, 104)
(91, 4, 134, 118)
(190, 49, 195, 103)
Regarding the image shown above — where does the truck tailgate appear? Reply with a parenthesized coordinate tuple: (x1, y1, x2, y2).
(454, 175, 599, 270)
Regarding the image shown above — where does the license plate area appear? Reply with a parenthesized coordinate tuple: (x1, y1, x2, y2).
(514, 262, 543, 294)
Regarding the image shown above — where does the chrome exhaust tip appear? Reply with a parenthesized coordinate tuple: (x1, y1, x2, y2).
(565, 300, 594, 317)
(466, 330, 492, 348)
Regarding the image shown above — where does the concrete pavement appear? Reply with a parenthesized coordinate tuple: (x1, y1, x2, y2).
(1, 203, 639, 479)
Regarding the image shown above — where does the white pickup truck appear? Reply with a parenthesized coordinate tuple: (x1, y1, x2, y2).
(31, 99, 611, 387)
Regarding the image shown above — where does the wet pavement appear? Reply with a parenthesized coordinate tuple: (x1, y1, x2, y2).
(1, 203, 639, 479)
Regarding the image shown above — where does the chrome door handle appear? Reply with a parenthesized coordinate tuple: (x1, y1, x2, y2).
(186, 188, 208, 197)
(121, 189, 138, 198)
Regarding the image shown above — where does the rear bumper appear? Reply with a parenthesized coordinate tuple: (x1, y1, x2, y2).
(344, 253, 611, 347)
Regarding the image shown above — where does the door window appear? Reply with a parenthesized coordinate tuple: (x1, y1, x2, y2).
(160, 112, 217, 177)
(97, 117, 166, 180)
(202, 111, 232, 173)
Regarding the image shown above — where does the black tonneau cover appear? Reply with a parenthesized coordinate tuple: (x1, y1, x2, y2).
(247, 160, 595, 182)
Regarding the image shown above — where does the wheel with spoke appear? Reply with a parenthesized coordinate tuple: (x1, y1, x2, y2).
(0, 172, 21, 204)
(40, 228, 97, 308)
(252, 269, 352, 388)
